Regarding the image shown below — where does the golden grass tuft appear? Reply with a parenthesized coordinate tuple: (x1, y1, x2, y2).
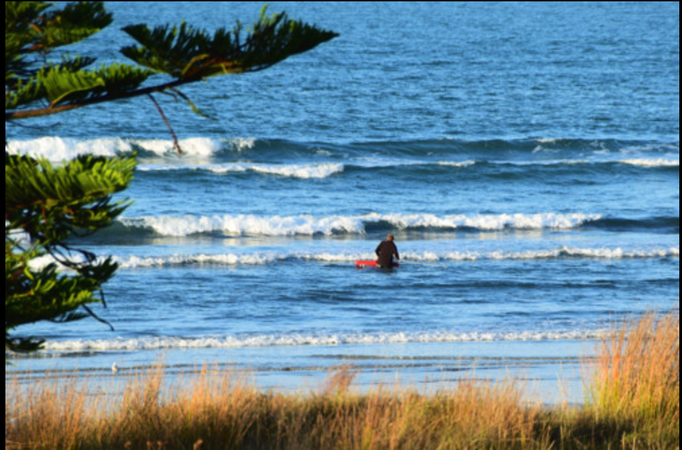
(584, 310, 680, 446)
(5, 310, 679, 449)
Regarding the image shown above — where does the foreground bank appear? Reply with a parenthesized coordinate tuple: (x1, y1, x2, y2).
(6, 311, 678, 449)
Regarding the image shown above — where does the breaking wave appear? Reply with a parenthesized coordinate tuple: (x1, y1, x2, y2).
(110, 212, 680, 237)
(138, 162, 344, 178)
(7, 136, 678, 165)
(114, 212, 605, 237)
(5, 136, 253, 161)
(41, 328, 611, 351)
(113, 247, 679, 269)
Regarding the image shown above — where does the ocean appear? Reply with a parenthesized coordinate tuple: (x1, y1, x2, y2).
(6, 2, 679, 403)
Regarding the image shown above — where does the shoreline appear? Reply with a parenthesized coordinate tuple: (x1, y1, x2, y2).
(7, 339, 592, 404)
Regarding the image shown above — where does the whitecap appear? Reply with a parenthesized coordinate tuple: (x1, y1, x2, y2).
(41, 328, 611, 351)
(7, 137, 132, 162)
(618, 158, 679, 168)
(138, 162, 344, 179)
(113, 246, 679, 269)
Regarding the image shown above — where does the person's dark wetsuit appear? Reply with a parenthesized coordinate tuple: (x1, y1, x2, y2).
(375, 240, 399, 268)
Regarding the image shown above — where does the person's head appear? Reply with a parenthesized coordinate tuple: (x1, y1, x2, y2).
(387, 233, 394, 241)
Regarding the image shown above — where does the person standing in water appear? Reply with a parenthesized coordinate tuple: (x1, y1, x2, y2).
(375, 233, 400, 268)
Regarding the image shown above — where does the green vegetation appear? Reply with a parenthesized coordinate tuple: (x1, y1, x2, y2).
(5, 153, 136, 352)
(6, 311, 678, 449)
(5, 1, 338, 353)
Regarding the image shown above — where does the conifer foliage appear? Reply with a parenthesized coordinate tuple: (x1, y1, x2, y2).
(5, 1, 338, 353)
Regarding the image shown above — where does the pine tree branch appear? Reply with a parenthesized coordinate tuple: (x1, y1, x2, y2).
(5, 56, 287, 121)
(5, 77, 191, 120)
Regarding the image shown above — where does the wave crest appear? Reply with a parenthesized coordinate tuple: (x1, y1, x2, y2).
(8, 136, 678, 162)
(138, 162, 344, 178)
(114, 247, 679, 269)
(117, 212, 604, 237)
(6, 136, 249, 161)
(41, 328, 611, 351)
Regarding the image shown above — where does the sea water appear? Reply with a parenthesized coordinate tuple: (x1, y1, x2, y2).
(6, 2, 679, 403)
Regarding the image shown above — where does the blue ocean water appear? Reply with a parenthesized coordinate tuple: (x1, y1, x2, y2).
(6, 2, 679, 399)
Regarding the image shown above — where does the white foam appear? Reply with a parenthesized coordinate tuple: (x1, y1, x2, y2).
(483, 246, 679, 261)
(444, 158, 678, 168)
(227, 137, 257, 152)
(618, 158, 679, 168)
(6, 136, 254, 162)
(120, 214, 366, 237)
(138, 162, 344, 178)
(246, 163, 343, 178)
(114, 247, 679, 269)
(116, 252, 377, 269)
(7, 137, 133, 162)
(27, 252, 120, 273)
(117, 253, 286, 269)
(363, 212, 602, 231)
(26, 254, 62, 271)
(437, 161, 477, 168)
(41, 329, 610, 351)
(133, 137, 220, 157)
(118, 212, 602, 237)
(415, 247, 679, 262)
(500, 159, 592, 166)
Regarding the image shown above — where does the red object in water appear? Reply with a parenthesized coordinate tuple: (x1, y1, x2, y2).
(355, 260, 400, 268)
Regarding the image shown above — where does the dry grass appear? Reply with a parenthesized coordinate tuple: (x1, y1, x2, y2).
(584, 311, 680, 447)
(5, 311, 679, 449)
